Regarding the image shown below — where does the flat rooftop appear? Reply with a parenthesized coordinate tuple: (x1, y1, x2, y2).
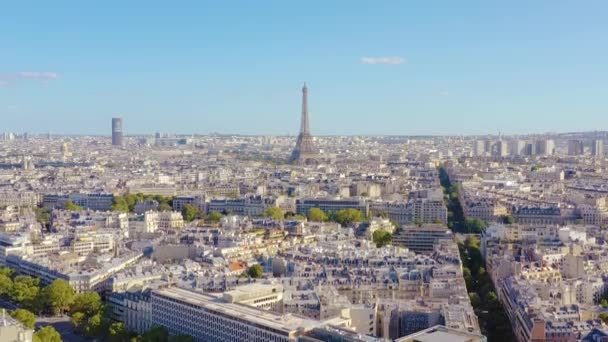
(153, 287, 321, 333)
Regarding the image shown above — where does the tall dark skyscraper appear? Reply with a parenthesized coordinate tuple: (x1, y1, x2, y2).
(112, 117, 123, 146)
(289, 83, 319, 165)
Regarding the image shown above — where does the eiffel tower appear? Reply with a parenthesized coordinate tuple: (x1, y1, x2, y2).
(289, 83, 319, 165)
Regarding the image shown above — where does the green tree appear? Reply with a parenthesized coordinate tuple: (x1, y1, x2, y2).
(34, 326, 63, 342)
(372, 230, 392, 248)
(292, 214, 306, 220)
(307, 208, 328, 222)
(468, 293, 482, 307)
(124, 193, 138, 212)
(71, 291, 102, 317)
(601, 299, 608, 308)
(10, 309, 36, 329)
(464, 218, 486, 233)
(10, 275, 40, 304)
(0, 273, 13, 297)
(109, 322, 131, 342)
(44, 279, 75, 315)
(63, 200, 83, 211)
(0, 266, 14, 277)
(207, 211, 223, 223)
(140, 326, 169, 342)
(600, 313, 608, 324)
(502, 215, 515, 224)
(333, 209, 365, 227)
(264, 207, 284, 220)
(111, 196, 130, 212)
(34, 207, 51, 227)
(181, 204, 201, 222)
(157, 203, 172, 212)
(70, 311, 87, 332)
(247, 264, 264, 278)
(484, 291, 498, 303)
(84, 312, 103, 337)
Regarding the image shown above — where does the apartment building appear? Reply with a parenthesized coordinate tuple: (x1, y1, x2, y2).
(392, 224, 452, 254)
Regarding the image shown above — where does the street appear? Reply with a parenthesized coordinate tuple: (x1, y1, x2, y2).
(36, 316, 88, 342)
(1, 299, 87, 342)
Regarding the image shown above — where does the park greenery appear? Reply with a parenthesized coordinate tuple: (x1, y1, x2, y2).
(0, 267, 77, 315)
(332, 208, 366, 227)
(34, 326, 63, 342)
(372, 230, 392, 248)
(10, 308, 36, 328)
(181, 204, 202, 222)
(206, 211, 224, 223)
(0, 265, 193, 342)
(264, 207, 285, 220)
(63, 200, 83, 212)
(34, 206, 52, 228)
(284, 213, 306, 220)
(246, 264, 264, 278)
(307, 207, 329, 222)
(111, 193, 175, 213)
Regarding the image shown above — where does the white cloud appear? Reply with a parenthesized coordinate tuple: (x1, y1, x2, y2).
(360, 57, 406, 65)
(0, 71, 60, 86)
(19, 71, 59, 80)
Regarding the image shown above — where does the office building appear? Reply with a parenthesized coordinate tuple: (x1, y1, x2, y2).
(494, 140, 508, 157)
(535, 139, 554, 156)
(392, 224, 452, 253)
(567, 140, 584, 156)
(151, 286, 325, 342)
(509, 139, 526, 156)
(112, 117, 124, 146)
(42, 193, 114, 211)
(591, 139, 604, 157)
(473, 140, 486, 157)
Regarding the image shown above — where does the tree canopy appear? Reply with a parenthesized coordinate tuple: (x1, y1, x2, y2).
(71, 291, 103, 317)
(206, 211, 223, 223)
(181, 204, 201, 222)
(333, 209, 365, 227)
(108, 322, 130, 342)
(140, 326, 169, 342)
(63, 200, 83, 211)
(464, 218, 486, 233)
(307, 208, 328, 222)
(247, 264, 264, 278)
(10, 309, 36, 329)
(34, 326, 63, 342)
(0, 273, 13, 297)
(264, 207, 284, 220)
(44, 279, 76, 315)
(372, 230, 392, 248)
(10, 275, 40, 304)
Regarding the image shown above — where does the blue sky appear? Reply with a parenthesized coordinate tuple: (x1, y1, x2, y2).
(1, 1, 607, 135)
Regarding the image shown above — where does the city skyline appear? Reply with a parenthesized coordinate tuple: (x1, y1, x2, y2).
(2, 1, 608, 135)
